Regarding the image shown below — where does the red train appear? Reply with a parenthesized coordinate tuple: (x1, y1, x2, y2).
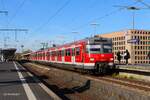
(27, 36, 115, 74)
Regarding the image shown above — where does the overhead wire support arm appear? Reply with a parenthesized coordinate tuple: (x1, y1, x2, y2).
(133, 0, 150, 8)
(0, 10, 8, 15)
(0, 29, 28, 31)
(0, 28, 28, 41)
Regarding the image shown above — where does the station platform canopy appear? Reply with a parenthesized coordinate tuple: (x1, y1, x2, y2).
(0, 48, 16, 61)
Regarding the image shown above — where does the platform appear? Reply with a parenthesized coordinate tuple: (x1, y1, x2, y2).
(117, 64, 150, 72)
(0, 61, 60, 100)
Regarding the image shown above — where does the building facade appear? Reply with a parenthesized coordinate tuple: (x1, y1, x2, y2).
(98, 29, 150, 65)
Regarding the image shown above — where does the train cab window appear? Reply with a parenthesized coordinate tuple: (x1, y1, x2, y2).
(86, 44, 112, 54)
(103, 44, 112, 53)
(86, 45, 101, 54)
(75, 47, 80, 55)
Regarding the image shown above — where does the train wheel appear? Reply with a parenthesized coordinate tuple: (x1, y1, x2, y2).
(96, 62, 108, 75)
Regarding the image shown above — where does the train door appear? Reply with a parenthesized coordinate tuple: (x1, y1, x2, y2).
(44, 51, 46, 61)
(62, 48, 65, 63)
(75, 47, 82, 63)
(46, 51, 49, 61)
(42, 51, 45, 61)
(49, 51, 51, 61)
(65, 48, 71, 62)
(71, 47, 75, 64)
(57, 50, 62, 62)
(51, 51, 55, 61)
(55, 50, 57, 61)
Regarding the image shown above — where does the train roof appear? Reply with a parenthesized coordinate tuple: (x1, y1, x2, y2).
(34, 36, 112, 53)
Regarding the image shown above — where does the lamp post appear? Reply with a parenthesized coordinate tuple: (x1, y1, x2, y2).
(126, 6, 140, 30)
(91, 23, 99, 37)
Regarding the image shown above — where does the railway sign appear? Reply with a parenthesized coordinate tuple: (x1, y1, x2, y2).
(127, 39, 140, 43)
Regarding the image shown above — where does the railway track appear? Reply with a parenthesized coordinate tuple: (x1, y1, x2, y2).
(21, 61, 150, 93)
(97, 77, 150, 92)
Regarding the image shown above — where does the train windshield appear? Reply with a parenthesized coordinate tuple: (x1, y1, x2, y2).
(103, 44, 112, 53)
(86, 44, 112, 54)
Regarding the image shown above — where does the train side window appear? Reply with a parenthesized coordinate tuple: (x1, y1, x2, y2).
(56, 51, 59, 56)
(76, 47, 80, 56)
(65, 49, 71, 56)
(58, 51, 61, 56)
(67, 49, 71, 56)
(51, 52, 53, 56)
(54, 51, 56, 56)
(61, 50, 64, 56)
(49, 52, 51, 56)
(52, 51, 55, 56)
(72, 48, 75, 56)
(65, 49, 67, 56)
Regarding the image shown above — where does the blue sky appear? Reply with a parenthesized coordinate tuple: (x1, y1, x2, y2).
(0, 0, 150, 52)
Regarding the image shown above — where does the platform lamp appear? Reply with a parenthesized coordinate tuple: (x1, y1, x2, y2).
(90, 22, 99, 37)
(113, 5, 149, 30)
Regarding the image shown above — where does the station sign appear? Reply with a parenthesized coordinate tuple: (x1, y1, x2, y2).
(127, 39, 140, 43)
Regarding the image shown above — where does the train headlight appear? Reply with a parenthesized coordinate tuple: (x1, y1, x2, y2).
(110, 58, 114, 61)
(108, 62, 114, 66)
(90, 58, 95, 61)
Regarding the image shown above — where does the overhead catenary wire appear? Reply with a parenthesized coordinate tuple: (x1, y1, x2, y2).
(34, 0, 71, 32)
(71, 1, 140, 31)
(134, 0, 150, 8)
(72, 8, 124, 31)
(69, 0, 99, 26)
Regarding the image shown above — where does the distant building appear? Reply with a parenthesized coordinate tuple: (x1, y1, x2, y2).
(97, 29, 150, 65)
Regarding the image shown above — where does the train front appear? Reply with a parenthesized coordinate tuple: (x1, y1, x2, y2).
(85, 37, 115, 73)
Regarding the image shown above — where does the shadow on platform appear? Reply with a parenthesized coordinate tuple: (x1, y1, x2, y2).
(0, 75, 41, 87)
(42, 80, 91, 100)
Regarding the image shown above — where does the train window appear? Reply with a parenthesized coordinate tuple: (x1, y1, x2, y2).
(58, 51, 61, 56)
(68, 49, 71, 56)
(46, 52, 49, 57)
(52, 51, 55, 56)
(57, 51, 59, 56)
(49, 52, 51, 56)
(76, 47, 80, 55)
(86, 45, 101, 54)
(61, 50, 64, 56)
(72, 48, 75, 56)
(56, 51, 58, 56)
(103, 44, 112, 53)
(54, 51, 56, 56)
(65, 49, 67, 56)
(65, 49, 71, 56)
